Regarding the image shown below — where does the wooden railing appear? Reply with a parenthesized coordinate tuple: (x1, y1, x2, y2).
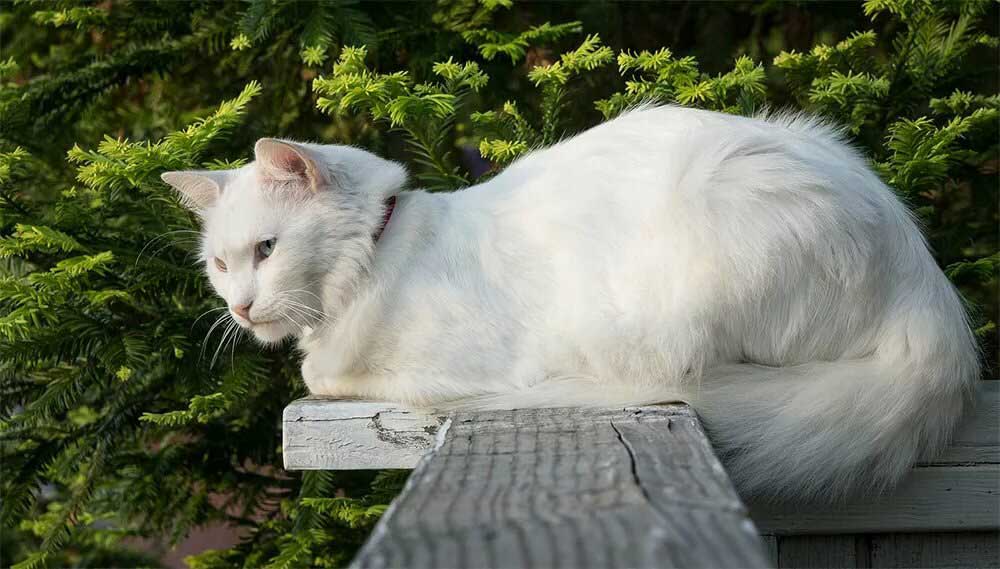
(283, 382, 999, 568)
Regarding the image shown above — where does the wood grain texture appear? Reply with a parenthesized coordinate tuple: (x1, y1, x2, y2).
(282, 382, 996, 470)
(751, 465, 999, 535)
(929, 381, 998, 464)
(283, 383, 998, 537)
(350, 405, 772, 569)
(750, 382, 999, 535)
(767, 532, 1000, 568)
(776, 535, 860, 568)
(868, 531, 1000, 568)
(282, 398, 445, 470)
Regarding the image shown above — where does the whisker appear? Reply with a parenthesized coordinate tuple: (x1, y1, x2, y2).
(279, 303, 313, 330)
(277, 291, 328, 319)
(202, 312, 232, 360)
(283, 288, 325, 303)
(136, 230, 201, 269)
(282, 302, 322, 327)
(212, 320, 238, 368)
(229, 325, 243, 369)
(284, 300, 327, 320)
(191, 307, 228, 331)
(279, 305, 308, 329)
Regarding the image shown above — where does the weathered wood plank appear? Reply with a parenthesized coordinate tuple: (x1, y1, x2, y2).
(761, 535, 779, 567)
(750, 382, 999, 535)
(767, 532, 1000, 568)
(282, 382, 998, 536)
(751, 465, 999, 535)
(282, 398, 445, 470)
(929, 380, 998, 464)
(868, 531, 1000, 568)
(282, 381, 997, 470)
(350, 406, 772, 569)
(775, 535, 861, 568)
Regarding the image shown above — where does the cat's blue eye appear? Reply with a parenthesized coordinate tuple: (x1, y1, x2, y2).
(256, 238, 275, 260)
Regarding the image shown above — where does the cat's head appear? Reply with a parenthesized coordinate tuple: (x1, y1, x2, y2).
(162, 139, 407, 345)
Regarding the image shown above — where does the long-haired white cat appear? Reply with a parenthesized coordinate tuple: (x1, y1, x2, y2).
(162, 105, 979, 500)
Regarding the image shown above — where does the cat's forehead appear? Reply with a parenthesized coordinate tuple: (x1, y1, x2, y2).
(203, 168, 285, 249)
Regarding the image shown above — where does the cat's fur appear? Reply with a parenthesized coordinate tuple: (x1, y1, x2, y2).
(162, 105, 979, 500)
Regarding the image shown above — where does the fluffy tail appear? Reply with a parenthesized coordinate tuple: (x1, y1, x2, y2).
(441, 282, 979, 501)
(696, 285, 979, 501)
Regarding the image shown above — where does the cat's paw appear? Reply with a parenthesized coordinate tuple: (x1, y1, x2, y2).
(300, 356, 338, 395)
(299, 356, 367, 398)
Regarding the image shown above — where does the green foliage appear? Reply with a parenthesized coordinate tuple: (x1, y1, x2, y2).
(2, 1, 995, 568)
(595, 50, 767, 119)
(314, 47, 488, 190)
(470, 101, 537, 164)
(462, 21, 583, 63)
(234, 0, 376, 67)
(1, 85, 274, 569)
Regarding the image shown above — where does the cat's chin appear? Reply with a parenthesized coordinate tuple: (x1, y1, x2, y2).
(249, 321, 297, 346)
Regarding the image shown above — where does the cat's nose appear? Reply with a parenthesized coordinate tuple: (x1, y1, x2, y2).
(231, 302, 253, 322)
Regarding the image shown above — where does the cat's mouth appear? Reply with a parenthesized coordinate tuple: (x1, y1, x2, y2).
(245, 319, 298, 345)
(232, 316, 276, 327)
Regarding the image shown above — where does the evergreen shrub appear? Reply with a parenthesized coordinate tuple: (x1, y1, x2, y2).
(1, 1, 995, 567)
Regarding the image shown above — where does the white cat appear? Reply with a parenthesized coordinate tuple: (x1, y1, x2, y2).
(162, 105, 979, 500)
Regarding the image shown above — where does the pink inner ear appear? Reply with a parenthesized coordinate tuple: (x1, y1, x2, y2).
(255, 139, 328, 192)
(267, 145, 308, 178)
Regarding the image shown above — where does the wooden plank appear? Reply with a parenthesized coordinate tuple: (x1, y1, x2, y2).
(775, 535, 861, 568)
(751, 465, 1000, 535)
(868, 531, 1000, 568)
(282, 381, 996, 470)
(350, 406, 772, 569)
(751, 383, 999, 535)
(283, 383, 998, 536)
(282, 398, 444, 470)
(761, 535, 779, 567)
(767, 532, 1000, 568)
(928, 381, 998, 464)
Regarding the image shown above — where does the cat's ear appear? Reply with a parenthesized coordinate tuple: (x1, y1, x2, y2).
(161, 170, 227, 211)
(254, 138, 331, 193)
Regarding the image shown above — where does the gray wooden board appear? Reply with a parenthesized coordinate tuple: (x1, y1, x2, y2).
(749, 382, 999, 535)
(282, 398, 446, 470)
(350, 406, 772, 569)
(750, 464, 999, 535)
(282, 382, 997, 470)
(775, 534, 860, 568)
(283, 382, 1000, 536)
(868, 531, 1000, 568)
(930, 381, 999, 464)
(766, 532, 1000, 568)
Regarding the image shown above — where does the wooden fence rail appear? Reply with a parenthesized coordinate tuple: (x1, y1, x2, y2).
(350, 405, 770, 568)
(283, 381, 999, 568)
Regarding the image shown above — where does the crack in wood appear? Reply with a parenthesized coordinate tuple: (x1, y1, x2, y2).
(610, 418, 652, 505)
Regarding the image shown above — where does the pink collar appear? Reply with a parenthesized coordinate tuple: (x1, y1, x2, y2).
(374, 196, 396, 242)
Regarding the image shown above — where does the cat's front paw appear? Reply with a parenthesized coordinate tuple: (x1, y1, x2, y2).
(300, 356, 341, 396)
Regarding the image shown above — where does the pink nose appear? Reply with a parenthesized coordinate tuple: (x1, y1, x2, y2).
(231, 303, 253, 321)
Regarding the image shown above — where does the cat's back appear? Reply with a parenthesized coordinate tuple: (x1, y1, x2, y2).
(453, 104, 915, 316)
(468, 104, 896, 241)
(479, 104, 881, 205)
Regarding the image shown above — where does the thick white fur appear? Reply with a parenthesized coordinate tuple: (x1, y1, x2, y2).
(164, 105, 979, 501)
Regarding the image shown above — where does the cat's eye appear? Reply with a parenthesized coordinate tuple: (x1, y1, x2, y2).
(214, 257, 228, 272)
(256, 238, 275, 260)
